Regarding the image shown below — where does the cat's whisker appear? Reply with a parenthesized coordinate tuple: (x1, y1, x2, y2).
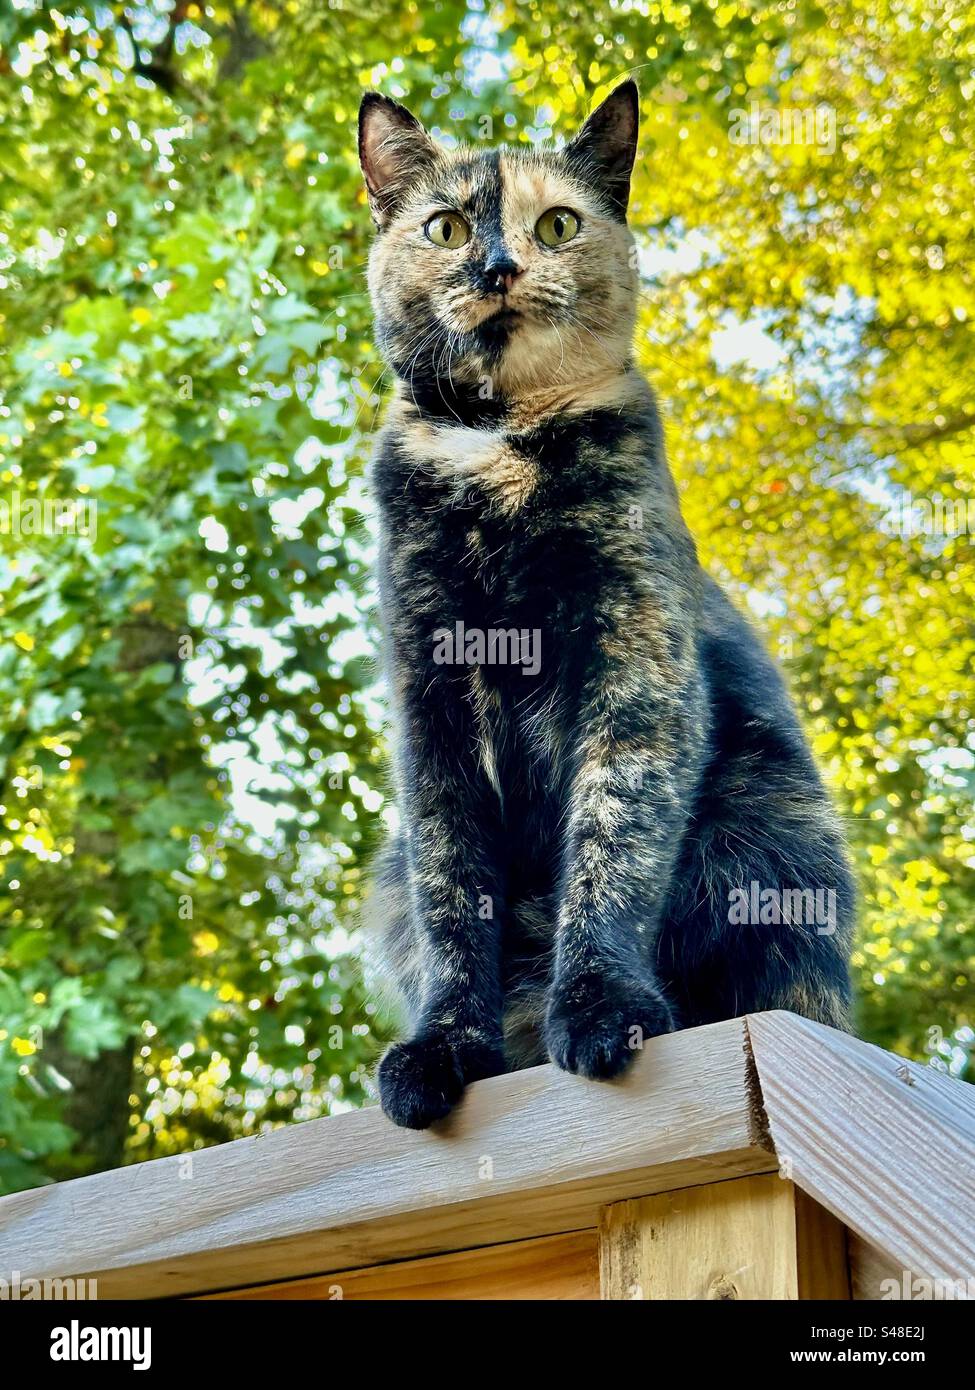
(544, 315, 567, 377)
(556, 310, 624, 369)
(560, 305, 689, 394)
(351, 320, 443, 434)
(434, 332, 465, 425)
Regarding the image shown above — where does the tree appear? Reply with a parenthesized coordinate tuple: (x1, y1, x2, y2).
(1, 0, 971, 1193)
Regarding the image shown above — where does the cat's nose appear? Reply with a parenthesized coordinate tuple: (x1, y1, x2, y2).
(484, 256, 523, 294)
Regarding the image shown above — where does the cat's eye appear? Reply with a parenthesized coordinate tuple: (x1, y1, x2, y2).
(536, 207, 580, 247)
(424, 212, 470, 249)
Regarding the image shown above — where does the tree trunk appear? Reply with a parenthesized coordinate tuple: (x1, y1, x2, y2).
(43, 1033, 137, 1177)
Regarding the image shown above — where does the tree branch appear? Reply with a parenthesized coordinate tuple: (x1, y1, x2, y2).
(114, 3, 215, 111)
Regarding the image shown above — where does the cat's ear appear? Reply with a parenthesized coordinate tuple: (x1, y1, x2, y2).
(564, 80, 639, 217)
(358, 92, 438, 228)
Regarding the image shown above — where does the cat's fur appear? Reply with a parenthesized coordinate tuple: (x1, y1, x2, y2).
(358, 81, 854, 1129)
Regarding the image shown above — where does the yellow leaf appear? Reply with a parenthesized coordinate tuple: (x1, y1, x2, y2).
(13, 631, 34, 652)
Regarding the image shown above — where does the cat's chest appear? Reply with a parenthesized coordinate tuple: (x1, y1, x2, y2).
(381, 408, 643, 635)
(403, 420, 545, 517)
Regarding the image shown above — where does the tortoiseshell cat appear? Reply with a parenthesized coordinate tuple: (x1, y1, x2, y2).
(359, 81, 854, 1129)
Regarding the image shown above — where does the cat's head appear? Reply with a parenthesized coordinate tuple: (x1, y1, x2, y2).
(358, 83, 639, 408)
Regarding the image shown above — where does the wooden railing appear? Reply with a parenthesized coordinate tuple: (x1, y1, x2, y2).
(1, 1012, 972, 1300)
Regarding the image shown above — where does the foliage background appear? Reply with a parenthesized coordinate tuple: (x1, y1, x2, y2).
(0, 0, 972, 1193)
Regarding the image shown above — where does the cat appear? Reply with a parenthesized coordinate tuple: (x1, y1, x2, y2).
(358, 80, 855, 1129)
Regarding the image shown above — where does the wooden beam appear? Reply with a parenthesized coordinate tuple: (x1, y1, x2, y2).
(201, 1231, 598, 1301)
(598, 1173, 849, 1300)
(0, 1017, 773, 1298)
(746, 1011, 975, 1289)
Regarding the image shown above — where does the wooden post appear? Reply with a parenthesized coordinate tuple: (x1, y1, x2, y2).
(599, 1172, 849, 1300)
(746, 1011, 975, 1286)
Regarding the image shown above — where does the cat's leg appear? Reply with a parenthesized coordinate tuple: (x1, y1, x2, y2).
(659, 724, 855, 1031)
(375, 662, 508, 1129)
(544, 657, 707, 1079)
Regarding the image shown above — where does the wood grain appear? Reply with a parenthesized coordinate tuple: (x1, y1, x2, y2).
(794, 1185, 850, 1299)
(0, 1017, 773, 1298)
(848, 1233, 914, 1301)
(202, 1231, 598, 1300)
(598, 1173, 848, 1300)
(746, 1010, 975, 1289)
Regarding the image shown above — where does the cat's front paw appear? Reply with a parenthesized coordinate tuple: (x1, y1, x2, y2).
(377, 1030, 505, 1129)
(544, 971, 675, 1080)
